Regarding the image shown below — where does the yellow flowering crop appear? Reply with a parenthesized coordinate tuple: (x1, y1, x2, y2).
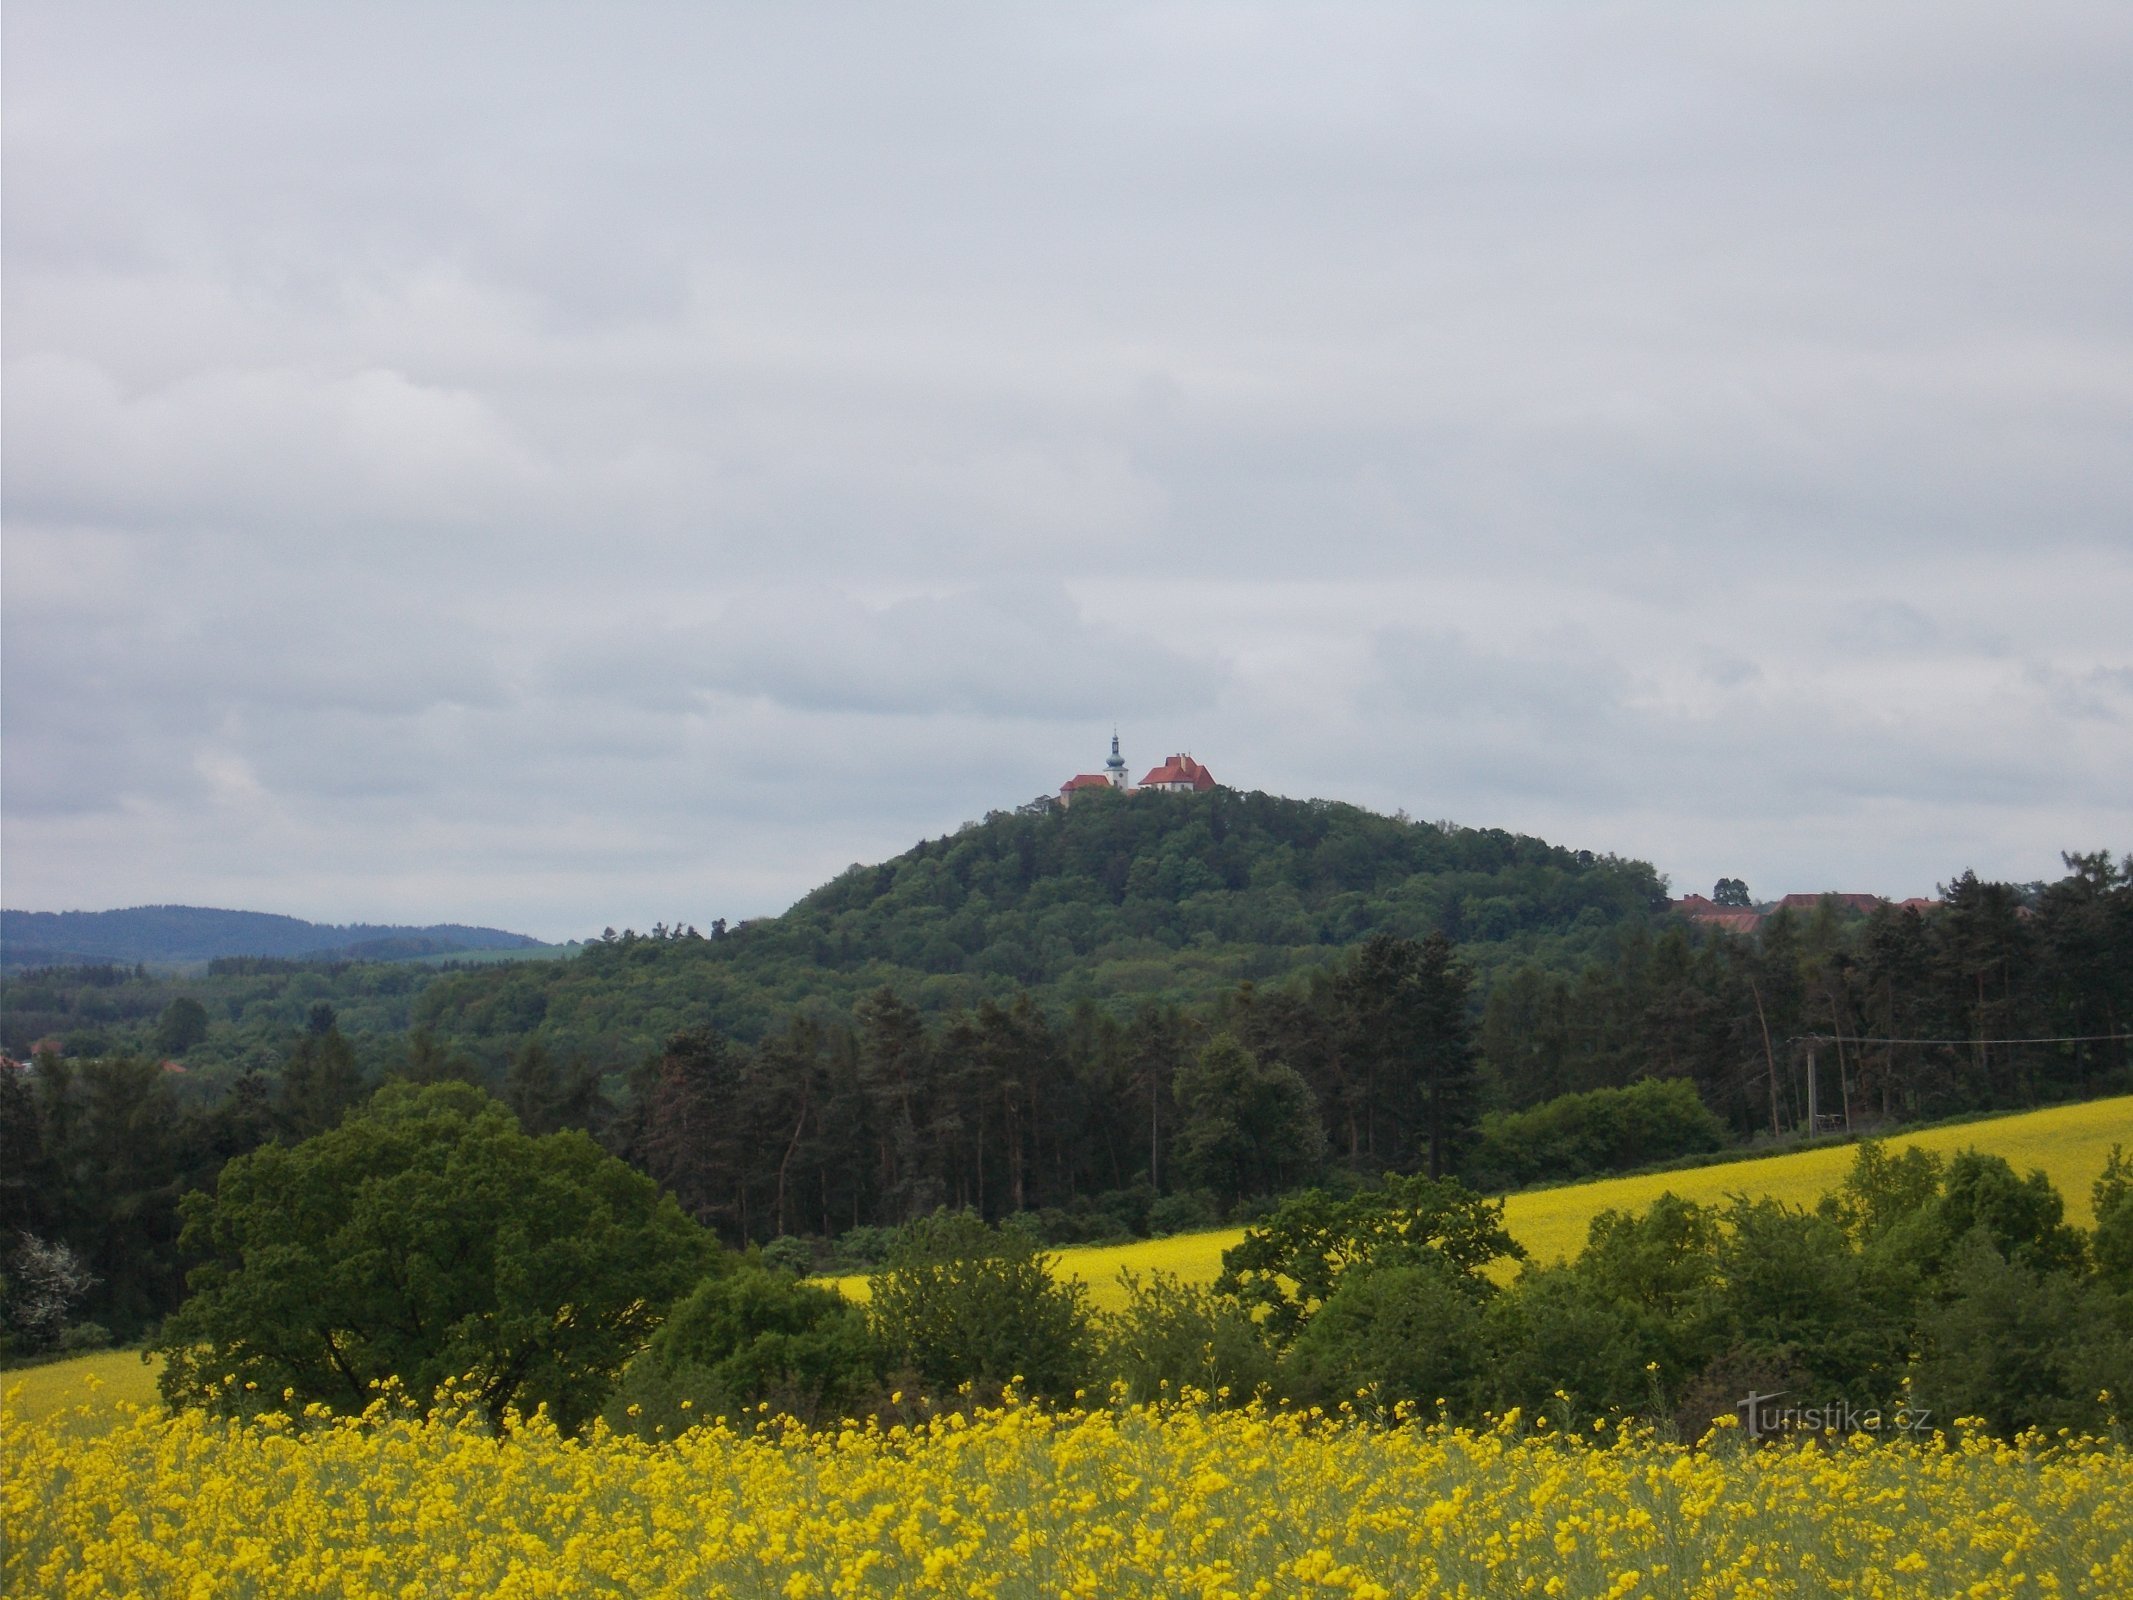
(832, 1095, 2133, 1307)
(9, 1386, 2129, 1599)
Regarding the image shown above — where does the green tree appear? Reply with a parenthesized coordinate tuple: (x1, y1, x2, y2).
(1336, 933, 1481, 1177)
(153, 997, 211, 1057)
(1216, 1172, 1521, 1343)
(1820, 1139, 1945, 1245)
(153, 1082, 710, 1432)
(1907, 1236, 2132, 1437)
(2091, 1146, 2133, 1294)
(502, 1038, 606, 1137)
(1931, 1150, 2087, 1276)
(278, 1025, 366, 1140)
(1171, 1034, 1324, 1209)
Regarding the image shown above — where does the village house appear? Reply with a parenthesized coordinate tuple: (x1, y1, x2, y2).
(1669, 890, 1940, 935)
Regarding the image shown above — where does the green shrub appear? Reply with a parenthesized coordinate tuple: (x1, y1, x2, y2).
(1149, 1190, 1222, 1236)
(1463, 1077, 1725, 1191)
(606, 1261, 880, 1436)
(866, 1211, 1093, 1401)
(757, 1236, 815, 1277)
(1283, 1259, 1486, 1416)
(1101, 1271, 1278, 1404)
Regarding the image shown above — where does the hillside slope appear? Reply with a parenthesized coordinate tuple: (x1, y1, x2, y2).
(411, 787, 1667, 1051)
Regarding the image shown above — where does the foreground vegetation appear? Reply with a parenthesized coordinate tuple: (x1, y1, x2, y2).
(8, 1391, 2129, 1599)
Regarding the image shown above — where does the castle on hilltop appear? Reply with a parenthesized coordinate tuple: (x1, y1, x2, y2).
(1058, 734, 1216, 806)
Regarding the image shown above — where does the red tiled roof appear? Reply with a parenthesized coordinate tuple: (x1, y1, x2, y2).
(1060, 773, 1112, 792)
(1775, 892, 1884, 914)
(1673, 896, 1763, 933)
(1699, 911, 1764, 934)
(1139, 754, 1215, 791)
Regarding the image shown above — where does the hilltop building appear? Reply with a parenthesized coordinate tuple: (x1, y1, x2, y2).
(1058, 736, 1216, 806)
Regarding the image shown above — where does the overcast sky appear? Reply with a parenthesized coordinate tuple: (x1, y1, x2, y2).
(4, 3, 2129, 941)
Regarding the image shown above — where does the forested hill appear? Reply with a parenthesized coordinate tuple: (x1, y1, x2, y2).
(0, 905, 546, 970)
(411, 787, 1666, 1055)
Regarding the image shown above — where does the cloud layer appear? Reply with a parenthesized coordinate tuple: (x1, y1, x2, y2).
(4, 3, 2128, 937)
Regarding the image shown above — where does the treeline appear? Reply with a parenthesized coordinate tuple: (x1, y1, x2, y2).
(1485, 852, 2133, 1132)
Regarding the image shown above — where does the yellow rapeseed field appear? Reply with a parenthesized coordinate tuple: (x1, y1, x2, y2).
(3, 1349, 163, 1429)
(833, 1096, 2133, 1309)
(7, 1390, 2128, 1599)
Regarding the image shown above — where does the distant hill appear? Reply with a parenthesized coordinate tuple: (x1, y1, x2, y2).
(0, 905, 546, 970)
(0, 791, 1669, 1066)
(411, 786, 1669, 1052)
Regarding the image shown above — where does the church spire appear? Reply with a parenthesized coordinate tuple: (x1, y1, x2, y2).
(1106, 728, 1127, 786)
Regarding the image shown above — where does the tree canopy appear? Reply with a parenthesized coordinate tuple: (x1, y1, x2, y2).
(153, 1081, 710, 1431)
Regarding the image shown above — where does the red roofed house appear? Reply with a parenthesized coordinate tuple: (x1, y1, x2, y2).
(1139, 753, 1216, 793)
(1671, 895, 1764, 934)
(1775, 893, 1885, 915)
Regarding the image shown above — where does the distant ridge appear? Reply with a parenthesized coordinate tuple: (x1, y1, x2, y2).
(0, 905, 546, 969)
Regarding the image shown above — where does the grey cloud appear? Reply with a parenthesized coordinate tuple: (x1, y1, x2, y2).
(1367, 628, 1628, 732)
(566, 583, 1227, 721)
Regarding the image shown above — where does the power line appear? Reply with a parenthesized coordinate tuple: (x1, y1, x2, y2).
(1787, 1031, 2130, 1048)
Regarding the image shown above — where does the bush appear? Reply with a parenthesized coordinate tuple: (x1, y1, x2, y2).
(866, 1211, 1093, 1401)
(1462, 1078, 1726, 1191)
(832, 1225, 900, 1268)
(758, 1236, 815, 1277)
(1010, 1187, 1157, 1248)
(1907, 1236, 2133, 1437)
(1149, 1189, 1222, 1236)
(606, 1261, 880, 1435)
(1284, 1259, 1486, 1416)
(1101, 1271, 1278, 1404)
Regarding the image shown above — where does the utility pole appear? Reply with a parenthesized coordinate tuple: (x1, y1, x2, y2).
(1806, 1041, 1818, 1134)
